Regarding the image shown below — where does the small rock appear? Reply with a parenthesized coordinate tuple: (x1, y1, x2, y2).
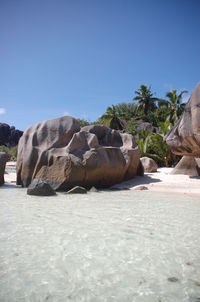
(90, 186, 98, 192)
(134, 185, 148, 191)
(167, 277, 179, 283)
(185, 261, 192, 266)
(140, 157, 158, 173)
(27, 179, 56, 196)
(66, 186, 87, 194)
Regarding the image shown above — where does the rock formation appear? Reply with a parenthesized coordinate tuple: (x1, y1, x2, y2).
(171, 156, 200, 176)
(166, 82, 200, 175)
(0, 152, 8, 185)
(17, 116, 142, 190)
(166, 82, 200, 157)
(135, 121, 158, 134)
(0, 123, 23, 147)
(140, 157, 158, 173)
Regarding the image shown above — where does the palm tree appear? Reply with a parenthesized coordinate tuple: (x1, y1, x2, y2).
(114, 102, 138, 120)
(101, 105, 124, 130)
(133, 85, 159, 115)
(164, 89, 188, 124)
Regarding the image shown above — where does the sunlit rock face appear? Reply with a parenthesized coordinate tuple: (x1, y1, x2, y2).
(166, 82, 200, 156)
(16, 116, 142, 190)
(171, 156, 200, 176)
(140, 157, 158, 173)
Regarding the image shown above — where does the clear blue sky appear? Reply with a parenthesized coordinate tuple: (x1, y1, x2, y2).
(0, 0, 200, 130)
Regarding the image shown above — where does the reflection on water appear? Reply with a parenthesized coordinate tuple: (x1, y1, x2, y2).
(0, 187, 200, 302)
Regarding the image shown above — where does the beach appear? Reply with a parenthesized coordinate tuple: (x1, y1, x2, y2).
(5, 162, 200, 196)
(112, 168, 200, 195)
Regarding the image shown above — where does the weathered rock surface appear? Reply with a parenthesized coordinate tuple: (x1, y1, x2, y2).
(171, 156, 200, 176)
(66, 186, 87, 194)
(166, 82, 200, 156)
(27, 179, 56, 196)
(0, 152, 9, 185)
(0, 123, 23, 147)
(140, 157, 158, 173)
(136, 121, 158, 134)
(17, 116, 142, 190)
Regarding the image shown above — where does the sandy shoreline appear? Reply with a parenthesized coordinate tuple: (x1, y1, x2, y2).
(4, 162, 200, 195)
(112, 168, 200, 195)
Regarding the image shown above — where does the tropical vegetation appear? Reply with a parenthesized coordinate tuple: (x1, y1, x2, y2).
(0, 145, 18, 161)
(92, 84, 187, 167)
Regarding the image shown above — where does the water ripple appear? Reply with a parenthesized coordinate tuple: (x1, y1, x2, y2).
(0, 188, 200, 301)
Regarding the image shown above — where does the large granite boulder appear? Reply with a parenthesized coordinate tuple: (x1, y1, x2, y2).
(16, 116, 142, 190)
(140, 157, 158, 173)
(171, 156, 200, 176)
(0, 152, 8, 185)
(166, 82, 200, 156)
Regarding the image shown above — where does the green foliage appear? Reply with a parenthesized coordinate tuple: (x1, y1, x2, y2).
(154, 106, 170, 126)
(0, 145, 18, 161)
(158, 120, 172, 136)
(114, 102, 138, 119)
(93, 116, 111, 127)
(133, 84, 159, 115)
(77, 118, 90, 127)
(136, 127, 180, 167)
(100, 105, 124, 130)
(125, 118, 137, 136)
(164, 89, 188, 124)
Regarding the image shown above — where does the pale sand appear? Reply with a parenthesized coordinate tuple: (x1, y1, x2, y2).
(4, 161, 16, 184)
(4, 162, 200, 195)
(6, 161, 17, 166)
(113, 168, 200, 195)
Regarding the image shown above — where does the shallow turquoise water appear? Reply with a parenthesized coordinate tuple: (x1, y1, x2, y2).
(0, 185, 200, 302)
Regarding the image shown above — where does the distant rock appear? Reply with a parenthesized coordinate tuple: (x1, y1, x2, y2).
(0, 123, 23, 147)
(0, 152, 8, 185)
(171, 156, 200, 176)
(140, 157, 158, 173)
(0, 123, 10, 146)
(66, 186, 87, 194)
(27, 179, 56, 196)
(16, 116, 142, 190)
(136, 121, 158, 134)
(89, 186, 98, 192)
(166, 82, 200, 156)
(9, 127, 23, 147)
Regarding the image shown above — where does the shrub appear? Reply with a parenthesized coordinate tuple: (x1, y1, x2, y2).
(0, 145, 18, 161)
